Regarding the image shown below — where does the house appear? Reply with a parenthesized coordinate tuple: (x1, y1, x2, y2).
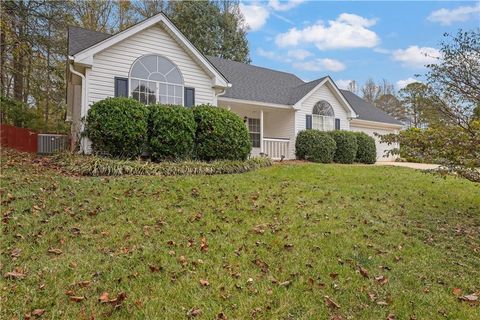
(67, 12, 402, 161)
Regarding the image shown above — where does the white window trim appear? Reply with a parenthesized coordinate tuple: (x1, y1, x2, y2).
(312, 114, 335, 131)
(247, 118, 261, 148)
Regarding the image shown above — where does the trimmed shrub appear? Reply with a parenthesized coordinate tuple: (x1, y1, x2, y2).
(84, 97, 148, 158)
(354, 132, 377, 164)
(295, 130, 336, 163)
(148, 105, 196, 161)
(192, 105, 251, 161)
(328, 131, 358, 164)
(55, 153, 272, 176)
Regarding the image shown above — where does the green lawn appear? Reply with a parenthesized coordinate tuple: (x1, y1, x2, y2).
(1, 152, 479, 319)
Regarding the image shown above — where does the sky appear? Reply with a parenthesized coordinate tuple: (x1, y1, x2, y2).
(239, 0, 480, 90)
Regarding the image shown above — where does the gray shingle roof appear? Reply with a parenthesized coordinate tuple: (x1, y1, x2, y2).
(68, 26, 111, 55)
(340, 90, 403, 125)
(68, 27, 402, 126)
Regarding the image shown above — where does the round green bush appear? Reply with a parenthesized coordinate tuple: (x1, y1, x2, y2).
(328, 131, 358, 164)
(84, 97, 148, 158)
(354, 132, 377, 164)
(192, 105, 251, 161)
(148, 104, 196, 161)
(295, 130, 336, 163)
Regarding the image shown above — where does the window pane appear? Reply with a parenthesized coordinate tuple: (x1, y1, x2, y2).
(157, 56, 175, 74)
(148, 94, 156, 105)
(139, 92, 148, 105)
(250, 133, 260, 148)
(131, 79, 140, 93)
(160, 95, 167, 104)
(167, 85, 174, 96)
(141, 55, 157, 73)
(166, 69, 182, 85)
(167, 96, 175, 104)
(149, 72, 166, 82)
(131, 63, 149, 79)
(159, 83, 167, 95)
(174, 97, 182, 105)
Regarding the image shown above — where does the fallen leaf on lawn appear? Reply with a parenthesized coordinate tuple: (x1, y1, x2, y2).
(69, 296, 85, 302)
(31, 309, 45, 316)
(217, 312, 227, 319)
(178, 255, 188, 266)
(423, 287, 429, 293)
(252, 224, 267, 234)
(11, 248, 21, 258)
(368, 292, 377, 302)
(253, 258, 269, 273)
(279, 280, 292, 287)
(324, 296, 340, 309)
(452, 288, 462, 296)
(110, 292, 127, 308)
(200, 237, 208, 252)
(329, 272, 339, 279)
(199, 279, 210, 286)
(359, 266, 369, 278)
(4, 271, 26, 280)
(188, 307, 202, 317)
(386, 314, 395, 320)
(99, 292, 110, 303)
(77, 280, 91, 288)
(376, 301, 388, 306)
(149, 265, 162, 273)
(459, 293, 478, 302)
(375, 275, 389, 285)
(48, 248, 63, 255)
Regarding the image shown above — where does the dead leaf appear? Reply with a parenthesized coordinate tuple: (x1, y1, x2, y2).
(200, 237, 208, 252)
(217, 312, 227, 319)
(149, 265, 162, 273)
(359, 266, 369, 278)
(31, 309, 45, 317)
(376, 301, 388, 306)
(459, 293, 478, 302)
(279, 280, 292, 287)
(99, 292, 109, 303)
(11, 248, 21, 258)
(4, 271, 26, 280)
(48, 248, 62, 255)
(386, 314, 395, 320)
(329, 272, 339, 279)
(452, 288, 462, 296)
(69, 296, 85, 302)
(188, 307, 202, 317)
(110, 292, 127, 308)
(199, 279, 210, 287)
(375, 275, 389, 285)
(324, 296, 340, 309)
(77, 280, 91, 288)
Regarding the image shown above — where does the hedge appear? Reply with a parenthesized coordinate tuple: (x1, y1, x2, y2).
(192, 105, 251, 161)
(328, 131, 358, 164)
(354, 132, 377, 164)
(84, 97, 148, 158)
(148, 105, 196, 161)
(295, 130, 336, 163)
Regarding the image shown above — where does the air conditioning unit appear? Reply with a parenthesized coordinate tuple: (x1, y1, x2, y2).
(37, 134, 69, 154)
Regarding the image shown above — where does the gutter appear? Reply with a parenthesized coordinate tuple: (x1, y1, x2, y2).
(68, 63, 86, 119)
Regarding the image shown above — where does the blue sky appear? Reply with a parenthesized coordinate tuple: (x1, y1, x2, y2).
(239, 0, 480, 90)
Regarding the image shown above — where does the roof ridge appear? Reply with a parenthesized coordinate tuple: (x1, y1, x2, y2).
(207, 55, 304, 82)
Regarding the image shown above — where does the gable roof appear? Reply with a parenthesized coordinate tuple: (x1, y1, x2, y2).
(208, 56, 401, 124)
(68, 12, 228, 88)
(68, 26, 112, 56)
(340, 90, 402, 125)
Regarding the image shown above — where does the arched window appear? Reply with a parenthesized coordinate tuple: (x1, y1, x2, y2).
(129, 54, 184, 105)
(312, 100, 335, 131)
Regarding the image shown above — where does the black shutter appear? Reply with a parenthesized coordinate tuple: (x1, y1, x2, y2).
(335, 118, 340, 130)
(306, 114, 312, 129)
(184, 87, 195, 107)
(114, 77, 128, 97)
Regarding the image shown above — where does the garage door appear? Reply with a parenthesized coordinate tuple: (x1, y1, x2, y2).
(350, 126, 399, 161)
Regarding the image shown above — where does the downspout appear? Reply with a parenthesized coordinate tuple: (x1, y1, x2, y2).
(69, 63, 86, 152)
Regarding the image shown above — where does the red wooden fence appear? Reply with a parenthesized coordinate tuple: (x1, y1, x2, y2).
(0, 124, 38, 153)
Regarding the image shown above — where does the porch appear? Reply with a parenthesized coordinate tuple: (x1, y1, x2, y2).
(218, 99, 296, 160)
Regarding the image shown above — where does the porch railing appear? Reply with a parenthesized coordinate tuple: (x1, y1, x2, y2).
(263, 138, 289, 160)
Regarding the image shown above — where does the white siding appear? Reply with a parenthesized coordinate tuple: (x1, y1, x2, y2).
(295, 82, 350, 133)
(350, 123, 399, 161)
(87, 24, 215, 108)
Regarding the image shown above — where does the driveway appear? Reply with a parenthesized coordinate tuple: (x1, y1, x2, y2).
(375, 162, 440, 170)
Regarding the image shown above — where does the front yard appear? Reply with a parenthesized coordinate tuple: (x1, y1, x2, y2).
(1, 152, 479, 319)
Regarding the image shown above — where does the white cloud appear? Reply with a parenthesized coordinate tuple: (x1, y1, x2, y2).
(396, 78, 421, 89)
(287, 49, 312, 60)
(239, 3, 270, 31)
(269, 0, 305, 12)
(257, 48, 292, 62)
(427, 5, 480, 25)
(293, 58, 346, 72)
(336, 79, 353, 90)
(275, 13, 380, 50)
(392, 46, 441, 68)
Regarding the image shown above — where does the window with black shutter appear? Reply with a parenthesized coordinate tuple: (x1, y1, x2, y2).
(335, 118, 340, 130)
(184, 87, 195, 107)
(114, 77, 128, 97)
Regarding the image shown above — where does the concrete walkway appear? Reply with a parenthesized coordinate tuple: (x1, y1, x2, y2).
(375, 162, 440, 170)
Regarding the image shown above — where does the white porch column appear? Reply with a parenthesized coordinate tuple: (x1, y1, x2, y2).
(260, 109, 264, 154)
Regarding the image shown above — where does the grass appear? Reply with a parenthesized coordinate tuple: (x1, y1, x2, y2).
(1, 150, 479, 319)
